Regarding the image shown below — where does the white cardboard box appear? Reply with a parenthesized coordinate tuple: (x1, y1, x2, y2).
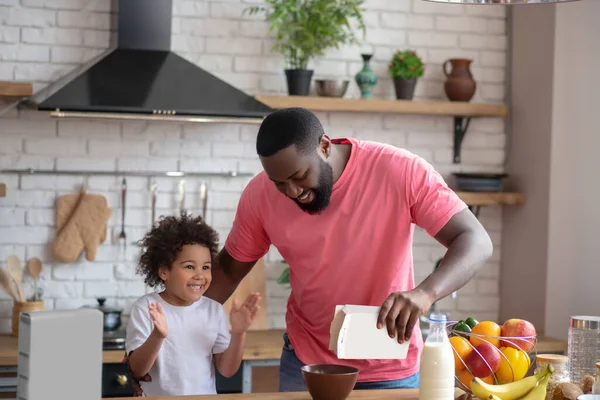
(329, 305, 410, 360)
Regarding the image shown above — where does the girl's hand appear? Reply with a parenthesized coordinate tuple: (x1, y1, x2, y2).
(229, 292, 261, 334)
(149, 302, 168, 339)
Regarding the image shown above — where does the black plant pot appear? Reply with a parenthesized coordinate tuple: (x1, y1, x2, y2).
(393, 78, 417, 100)
(285, 69, 313, 96)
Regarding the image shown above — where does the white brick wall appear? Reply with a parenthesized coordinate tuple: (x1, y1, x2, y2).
(0, 0, 507, 333)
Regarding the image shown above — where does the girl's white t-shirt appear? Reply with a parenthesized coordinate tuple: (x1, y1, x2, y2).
(125, 292, 231, 396)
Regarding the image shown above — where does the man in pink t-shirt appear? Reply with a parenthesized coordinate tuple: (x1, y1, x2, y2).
(205, 108, 493, 391)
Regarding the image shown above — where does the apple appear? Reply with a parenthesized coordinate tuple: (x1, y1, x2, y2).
(500, 319, 536, 353)
(465, 342, 501, 378)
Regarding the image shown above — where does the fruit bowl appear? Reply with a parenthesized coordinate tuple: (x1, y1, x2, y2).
(447, 318, 538, 394)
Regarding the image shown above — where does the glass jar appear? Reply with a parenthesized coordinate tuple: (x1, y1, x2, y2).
(568, 316, 600, 384)
(534, 354, 569, 400)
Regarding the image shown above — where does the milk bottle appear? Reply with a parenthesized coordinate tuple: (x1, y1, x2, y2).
(418, 313, 455, 400)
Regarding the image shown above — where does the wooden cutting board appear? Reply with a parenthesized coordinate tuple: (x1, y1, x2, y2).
(223, 258, 268, 331)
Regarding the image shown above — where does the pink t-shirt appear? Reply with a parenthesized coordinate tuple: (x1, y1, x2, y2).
(225, 137, 467, 382)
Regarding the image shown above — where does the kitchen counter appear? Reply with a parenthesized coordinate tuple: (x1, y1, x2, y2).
(105, 388, 442, 399)
(0, 329, 567, 366)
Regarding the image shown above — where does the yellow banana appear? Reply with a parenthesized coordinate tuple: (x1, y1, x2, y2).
(488, 395, 504, 400)
(515, 374, 551, 400)
(470, 365, 552, 400)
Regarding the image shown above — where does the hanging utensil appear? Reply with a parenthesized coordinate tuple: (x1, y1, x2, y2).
(26, 258, 42, 301)
(6, 255, 25, 303)
(178, 179, 185, 215)
(150, 180, 157, 226)
(0, 265, 20, 301)
(118, 178, 127, 249)
(199, 181, 208, 220)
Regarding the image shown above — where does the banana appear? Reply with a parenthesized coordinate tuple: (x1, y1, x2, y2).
(488, 395, 504, 400)
(470, 365, 552, 400)
(514, 374, 551, 400)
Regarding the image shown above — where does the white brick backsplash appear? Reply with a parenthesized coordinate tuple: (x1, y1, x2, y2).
(0, 26, 20, 43)
(117, 157, 178, 172)
(25, 209, 54, 226)
(122, 122, 182, 140)
(0, 227, 53, 244)
(0, 208, 25, 225)
(6, 8, 56, 27)
(0, 0, 508, 333)
(25, 137, 86, 155)
(173, 1, 208, 17)
(234, 56, 282, 73)
(379, 12, 408, 30)
(3, 118, 56, 136)
(365, 0, 410, 12)
(89, 140, 150, 157)
(0, 136, 22, 154)
(408, 32, 458, 48)
(22, 27, 82, 45)
(0, 245, 26, 261)
(206, 38, 261, 55)
(57, 11, 110, 29)
(436, 16, 487, 33)
(56, 156, 116, 171)
(58, 120, 120, 139)
(366, 28, 406, 46)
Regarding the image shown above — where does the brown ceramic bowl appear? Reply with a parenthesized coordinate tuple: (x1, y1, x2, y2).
(301, 364, 359, 400)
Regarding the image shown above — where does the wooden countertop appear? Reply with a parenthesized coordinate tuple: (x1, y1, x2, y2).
(0, 329, 567, 366)
(106, 388, 432, 399)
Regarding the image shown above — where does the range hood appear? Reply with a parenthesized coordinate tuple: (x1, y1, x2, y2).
(32, 0, 273, 124)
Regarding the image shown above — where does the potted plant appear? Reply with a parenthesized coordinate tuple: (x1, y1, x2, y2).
(388, 50, 424, 100)
(277, 260, 290, 285)
(243, 0, 366, 96)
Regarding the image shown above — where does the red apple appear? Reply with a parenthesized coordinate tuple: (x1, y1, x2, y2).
(465, 342, 501, 378)
(500, 319, 536, 353)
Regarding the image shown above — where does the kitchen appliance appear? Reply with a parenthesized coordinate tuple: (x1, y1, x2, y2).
(453, 172, 508, 192)
(26, 0, 273, 123)
(84, 298, 123, 331)
(17, 308, 103, 400)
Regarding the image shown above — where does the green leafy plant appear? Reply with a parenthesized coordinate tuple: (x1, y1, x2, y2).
(388, 50, 425, 79)
(277, 260, 290, 285)
(243, 0, 367, 70)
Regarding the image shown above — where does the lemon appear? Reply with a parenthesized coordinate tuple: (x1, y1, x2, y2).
(496, 347, 530, 383)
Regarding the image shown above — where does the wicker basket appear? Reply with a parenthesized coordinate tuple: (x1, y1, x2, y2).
(447, 322, 537, 393)
(12, 301, 44, 337)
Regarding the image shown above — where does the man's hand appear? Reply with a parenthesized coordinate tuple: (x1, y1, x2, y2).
(229, 292, 261, 334)
(121, 353, 152, 397)
(377, 288, 434, 344)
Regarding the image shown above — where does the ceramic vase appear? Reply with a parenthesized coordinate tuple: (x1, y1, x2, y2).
(443, 59, 476, 102)
(354, 54, 378, 99)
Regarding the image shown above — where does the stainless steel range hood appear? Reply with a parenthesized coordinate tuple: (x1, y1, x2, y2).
(422, 0, 580, 4)
(30, 0, 273, 124)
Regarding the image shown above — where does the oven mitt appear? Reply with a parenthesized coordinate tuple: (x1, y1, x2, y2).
(56, 192, 108, 244)
(52, 185, 112, 263)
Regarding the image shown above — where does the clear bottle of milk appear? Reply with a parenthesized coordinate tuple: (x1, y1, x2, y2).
(419, 313, 455, 400)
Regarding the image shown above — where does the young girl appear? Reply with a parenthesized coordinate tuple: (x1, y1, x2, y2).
(125, 212, 261, 397)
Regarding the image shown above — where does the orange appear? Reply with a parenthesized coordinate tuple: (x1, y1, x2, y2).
(495, 347, 531, 383)
(450, 336, 473, 371)
(458, 369, 495, 390)
(470, 321, 501, 348)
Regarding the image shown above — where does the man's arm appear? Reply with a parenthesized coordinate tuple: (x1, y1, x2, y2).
(377, 208, 493, 342)
(204, 247, 259, 305)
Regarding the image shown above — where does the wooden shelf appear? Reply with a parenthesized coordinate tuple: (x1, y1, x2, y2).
(456, 191, 525, 206)
(255, 95, 507, 117)
(0, 81, 32, 98)
(0, 184, 5, 198)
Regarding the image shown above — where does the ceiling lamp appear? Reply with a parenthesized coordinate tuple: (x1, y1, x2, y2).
(422, 0, 581, 4)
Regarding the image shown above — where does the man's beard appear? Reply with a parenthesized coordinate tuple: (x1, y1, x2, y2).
(294, 159, 334, 215)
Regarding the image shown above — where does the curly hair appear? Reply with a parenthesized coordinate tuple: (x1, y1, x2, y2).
(136, 212, 219, 288)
